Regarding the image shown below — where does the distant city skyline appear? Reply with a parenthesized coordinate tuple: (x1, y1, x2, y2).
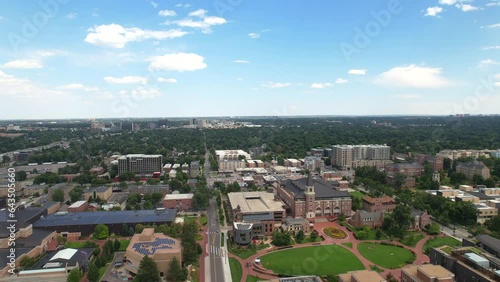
(0, 0, 499, 119)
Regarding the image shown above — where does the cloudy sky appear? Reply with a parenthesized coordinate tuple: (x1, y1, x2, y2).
(0, 0, 499, 119)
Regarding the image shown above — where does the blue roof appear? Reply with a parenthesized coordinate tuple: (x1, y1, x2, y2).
(33, 209, 177, 227)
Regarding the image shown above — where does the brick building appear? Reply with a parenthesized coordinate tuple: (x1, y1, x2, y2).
(163, 193, 193, 211)
(362, 195, 397, 213)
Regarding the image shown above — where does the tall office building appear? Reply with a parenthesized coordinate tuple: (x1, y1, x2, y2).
(118, 154, 163, 176)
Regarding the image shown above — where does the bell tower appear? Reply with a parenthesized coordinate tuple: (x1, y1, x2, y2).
(305, 173, 316, 218)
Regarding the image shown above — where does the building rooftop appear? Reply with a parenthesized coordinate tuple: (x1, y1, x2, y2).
(403, 265, 454, 280)
(86, 186, 111, 193)
(127, 228, 180, 257)
(33, 209, 177, 228)
(281, 176, 350, 200)
(164, 193, 194, 200)
(16, 228, 55, 248)
(338, 269, 386, 282)
(30, 247, 94, 270)
(362, 194, 395, 204)
(228, 192, 284, 213)
(477, 234, 500, 255)
(68, 200, 87, 208)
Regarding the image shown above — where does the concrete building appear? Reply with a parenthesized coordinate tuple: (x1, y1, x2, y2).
(84, 186, 112, 201)
(118, 154, 163, 177)
(128, 185, 170, 196)
(228, 192, 285, 243)
(338, 270, 386, 282)
(163, 193, 194, 211)
(430, 245, 500, 282)
(67, 200, 88, 212)
(303, 156, 324, 172)
(331, 144, 390, 169)
(190, 161, 200, 177)
(215, 150, 251, 172)
(278, 174, 352, 220)
(281, 217, 311, 235)
(125, 228, 181, 279)
(456, 161, 491, 180)
(23, 184, 47, 196)
(475, 204, 498, 224)
(476, 235, 500, 258)
(362, 195, 397, 213)
(437, 149, 491, 160)
(401, 264, 455, 282)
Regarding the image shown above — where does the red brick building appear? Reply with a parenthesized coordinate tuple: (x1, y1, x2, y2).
(349, 210, 384, 229)
(163, 193, 193, 211)
(362, 195, 396, 213)
(415, 154, 444, 171)
(411, 209, 431, 230)
(67, 201, 88, 212)
(277, 174, 352, 220)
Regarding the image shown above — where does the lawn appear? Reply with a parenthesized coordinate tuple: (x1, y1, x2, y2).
(98, 264, 108, 280)
(342, 242, 353, 249)
(350, 191, 365, 199)
(299, 235, 323, 244)
(200, 215, 207, 225)
(64, 241, 86, 248)
(119, 239, 130, 251)
(229, 258, 242, 282)
(422, 236, 461, 254)
(358, 243, 414, 269)
(260, 245, 365, 276)
(354, 227, 381, 240)
(184, 216, 198, 224)
(399, 232, 425, 247)
(246, 275, 262, 282)
(229, 243, 269, 259)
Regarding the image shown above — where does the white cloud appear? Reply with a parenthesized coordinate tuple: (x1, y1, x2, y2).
(0, 70, 64, 98)
(424, 6, 444, 16)
(374, 65, 451, 88)
(248, 33, 260, 39)
(479, 59, 500, 66)
(159, 10, 176, 17)
(233, 60, 249, 63)
(481, 23, 500, 28)
(66, 12, 78, 19)
(151, 2, 158, 8)
(262, 82, 291, 88)
(495, 82, 500, 87)
(149, 53, 207, 72)
(439, 0, 456, 4)
(104, 76, 148, 84)
(175, 3, 191, 8)
(494, 74, 500, 80)
(131, 87, 161, 99)
(157, 77, 177, 83)
(188, 9, 207, 17)
(85, 24, 188, 48)
(2, 59, 43, 69)
(171, 16, 227, 33)
(310, 83, 333, 89)
(236, 77, 243, 81)
(335, 78, 348, 84)
(57, 83, 99, 92)
(456, 4, 479, 11)
(392, 94, 421, 99)
(486, 1, 500, 6)
(483, 46, 500, 50)
(348, 69, 366, 75)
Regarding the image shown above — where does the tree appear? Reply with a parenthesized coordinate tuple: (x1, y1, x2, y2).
(121, 224, 129, 236)
(93, 224, 109, 240)
(383, 204, 412, 238)
(87, 263, 100, 282)
(310, 230, 318, 241)
(66, 268, 83, 282)
(68, 187, 84, 203)
(425, 222, 441, 235)
(2, 155, 11, 163)
(386, 273, 398, 282)
(15, 171, 27, 181)
(52, 188, 65, 202)
(20, 256, 35, 268)
(133, 255, 160, 282)
(166, 256, 186, 282)
(271, 231, 292, 246)
(114, 238, 121, 251)
(295, 230, 305, 243)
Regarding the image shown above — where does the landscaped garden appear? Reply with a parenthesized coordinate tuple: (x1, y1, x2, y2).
(422, 236, 461, 254)
(358, 242, 415, 269)
(323, 227, 347, 239)
(260, 245, 365, 276)
(229, 257, 242, 282)
(229, 242, 270, 259)
(399, 232, 425, 247)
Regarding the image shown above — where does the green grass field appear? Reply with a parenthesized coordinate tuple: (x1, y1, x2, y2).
(229, 258, 242, 282)
(200, 215, 208, 225)
(229, 243, 269, 259)
(246, 275, 262, 282)
(260, 245, 365, 276)
(358, 243, 414, 269)
(399, 232, 425, 247)
(342, 242, 353, 249)
(350, 191, 365, 199)
(422, 236, 461, 254)
(119, 239, 130, 251)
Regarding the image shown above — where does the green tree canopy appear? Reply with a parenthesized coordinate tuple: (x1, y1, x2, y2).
(133, 255, 160, 282)
(93, 224, 109, 240)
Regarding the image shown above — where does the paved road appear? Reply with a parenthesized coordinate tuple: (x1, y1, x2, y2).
(435, 221, 471, 241)
(206, 198, 225, 282)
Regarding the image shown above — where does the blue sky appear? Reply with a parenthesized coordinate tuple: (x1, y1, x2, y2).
(0, 0, 499, 119)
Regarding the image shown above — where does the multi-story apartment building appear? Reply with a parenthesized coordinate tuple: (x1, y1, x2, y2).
(384, 162, 424, 177)
(215, 149, 251, 172)
(303, 156, 324, 171)
(437, 149, 491, 160)
(118, 154, 163, 177)
(415, 153, 445, 171)
(331, 144, 390, 169)
(456, 161, 491, 180)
